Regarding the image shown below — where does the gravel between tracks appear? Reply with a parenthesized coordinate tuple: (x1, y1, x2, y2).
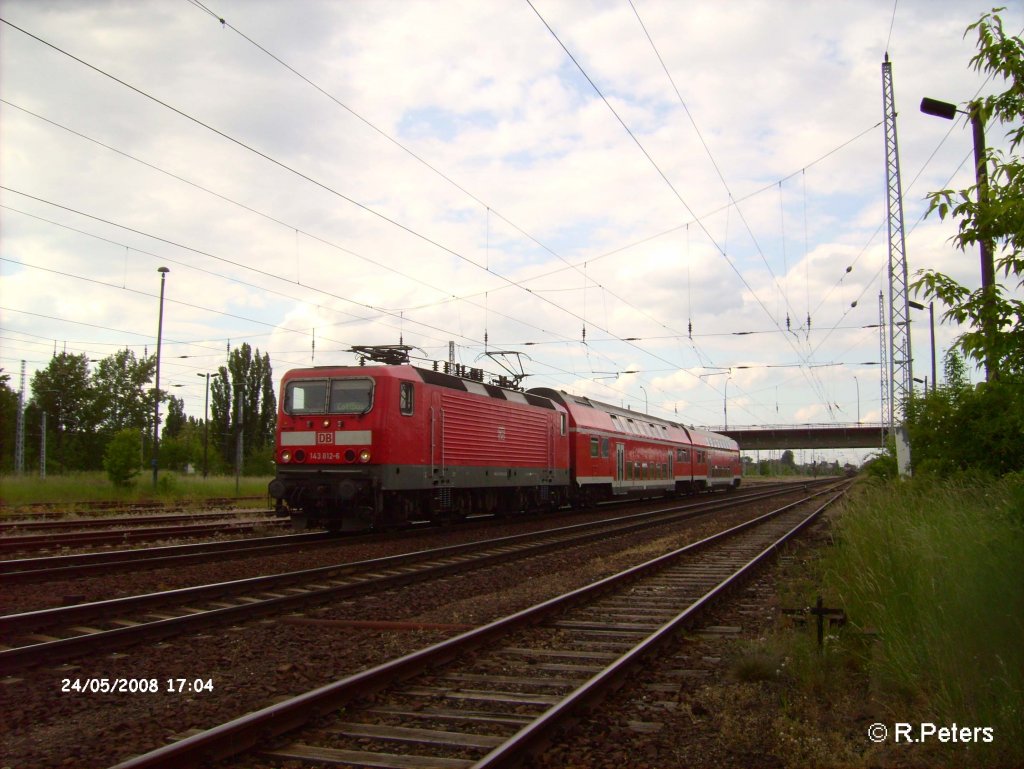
(1, 490, 824, 769)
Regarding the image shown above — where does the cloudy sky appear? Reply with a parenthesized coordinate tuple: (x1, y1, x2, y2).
(2, 0, 1020, 464)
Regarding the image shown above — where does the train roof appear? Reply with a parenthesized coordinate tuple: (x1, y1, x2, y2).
(282, 364, 561, 411)
(528, 386, 737, 450)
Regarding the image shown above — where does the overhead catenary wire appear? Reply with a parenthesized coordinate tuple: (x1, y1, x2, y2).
(527, 0, 838, 415)
(183, 0, 722, 380)
(1, 101, 629, 370)
(0, 18, 708, 402)
(4, 7, 985, 429)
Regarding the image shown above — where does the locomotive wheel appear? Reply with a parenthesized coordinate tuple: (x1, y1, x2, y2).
(449, 491, 471, 522)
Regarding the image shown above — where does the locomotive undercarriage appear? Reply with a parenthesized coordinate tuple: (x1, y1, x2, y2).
(270, 465, 571, 531)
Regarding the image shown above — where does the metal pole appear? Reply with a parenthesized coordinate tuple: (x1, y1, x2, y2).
(15, 360, 25, 474)
(153, 267, 169, 488)
(970, 101, 997, 380)
(40, 411, 46, 479)
(922, 97, 996, 381)
(929, 302, 937, 388)
(197, 372, 210, 478)
(724, 377, 729, 430)
(234, 382, 244, 494)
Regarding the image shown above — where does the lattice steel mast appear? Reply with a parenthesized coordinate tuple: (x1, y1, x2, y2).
(878, 291, 890, 431)
(14, 360, 26, 474)
(882, 53, 912, 424)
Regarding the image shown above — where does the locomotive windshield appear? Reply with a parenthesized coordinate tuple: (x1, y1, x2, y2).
(329, 378, 373, 413)
(284, 377, 374, 415)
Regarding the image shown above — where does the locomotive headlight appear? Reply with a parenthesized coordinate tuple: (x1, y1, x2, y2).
(322, 419, 331, 428)
(359, 449, 372, 463)
(280, 450, 292, 463)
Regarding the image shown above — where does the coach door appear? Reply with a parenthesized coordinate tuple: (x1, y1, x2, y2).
(615, 443, 625, 482)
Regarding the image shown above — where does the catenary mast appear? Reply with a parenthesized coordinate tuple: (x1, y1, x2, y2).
(882, 53, 913, 426)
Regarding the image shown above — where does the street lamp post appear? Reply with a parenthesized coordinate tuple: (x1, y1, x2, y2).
(152, 267, 169, 488)
(908, 300, 937, 390)
(698, 369, 730, 429)
(197, 372, 210, 479)
(638, 385, 648, 414)
(920, 96, 996, 380)
(724, 376, 730, 430)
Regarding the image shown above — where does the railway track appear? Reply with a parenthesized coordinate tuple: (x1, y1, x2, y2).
(0, 530, 331, 584)
(0, 517, 288, 554)
(0, 496, 264, 518)
(0, 482, 835, 675)
(0, 482, 803, 584)
(0, 509, 274, 533)
(111, 481, 850, 769)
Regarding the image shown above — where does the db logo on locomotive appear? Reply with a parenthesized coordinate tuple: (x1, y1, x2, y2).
(316, 432, 334, 445)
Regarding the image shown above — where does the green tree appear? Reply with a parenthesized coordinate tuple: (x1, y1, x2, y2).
(209, 344, 276, 473)
(30, 353, 98, 472)
(159, 417, 203, 472)
(906, 375, 1024, 475)
(163, 394, 186, 439)
(0, 370, 20, 472)
(91, 349, 156, 434)
(913, 9, 1024, 377)
(104, 428, 143, 487)
(905, 10, 1024, 479)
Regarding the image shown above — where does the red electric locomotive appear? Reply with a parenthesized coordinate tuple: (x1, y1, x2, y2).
(528, 388, 741, 504)
(268, 364, 571, 530)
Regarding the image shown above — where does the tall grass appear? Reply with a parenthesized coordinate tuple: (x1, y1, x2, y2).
(0, 471, 272, 511)
(825, 474, 1024, 764)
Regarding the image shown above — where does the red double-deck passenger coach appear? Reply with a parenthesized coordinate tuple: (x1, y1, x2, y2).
(528, 388, 742, 504)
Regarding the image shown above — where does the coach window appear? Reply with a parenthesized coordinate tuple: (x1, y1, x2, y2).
(590, 436, 600, 458)
(399, 381, 414, 415)
(329, 378, 374, 414)
(601, 438, 610, 458)
(285, 380, 327, 414)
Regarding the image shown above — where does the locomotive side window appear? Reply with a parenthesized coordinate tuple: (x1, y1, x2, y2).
(329, 378, 374, 413)
(399, 381, 414, 415)
(285, 380, 328, 414)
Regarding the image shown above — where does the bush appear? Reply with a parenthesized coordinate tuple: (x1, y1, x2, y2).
(103, 428, 142, 487)
(906, 374, 1024, 476)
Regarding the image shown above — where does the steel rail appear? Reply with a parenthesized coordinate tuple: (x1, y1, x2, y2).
(106, 481, 849, 769)
(473, 486, 848, 768)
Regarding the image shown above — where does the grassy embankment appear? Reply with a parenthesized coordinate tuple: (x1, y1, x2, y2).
(824, 474, 1023, 766)
(0, 471, 272, 513)
(727, 473, 1023, 767)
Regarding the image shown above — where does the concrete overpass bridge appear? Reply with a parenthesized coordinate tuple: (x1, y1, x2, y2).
(719, 423, 889, 450)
